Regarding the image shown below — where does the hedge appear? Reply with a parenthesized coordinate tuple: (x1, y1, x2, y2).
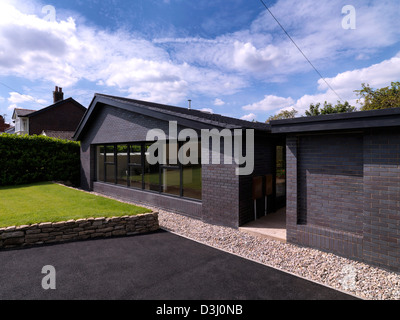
(0, 134, 80, 186)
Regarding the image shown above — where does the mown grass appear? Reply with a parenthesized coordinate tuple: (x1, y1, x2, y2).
(0, 182, 151, 228)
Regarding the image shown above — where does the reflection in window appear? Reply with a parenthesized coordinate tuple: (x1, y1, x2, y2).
(105, 145, 116, 184)
(276, 146, 286, 198)
(129, 167, 143, 189)
(183, 165, 202, 200)
(117, 145, 129, 186)
(96, 141, 202, 201)
(161, 168, 181, 196)
(144, 144, 160, 192)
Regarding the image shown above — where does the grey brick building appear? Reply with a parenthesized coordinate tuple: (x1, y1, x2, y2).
(74, 94, 400, 272)
(270, 108, 400, 272)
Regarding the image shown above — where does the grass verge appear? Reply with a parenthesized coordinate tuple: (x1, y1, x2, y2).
(0, 182, 151, 228)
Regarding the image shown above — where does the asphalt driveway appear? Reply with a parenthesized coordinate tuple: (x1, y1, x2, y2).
(0, 230, 357, 300)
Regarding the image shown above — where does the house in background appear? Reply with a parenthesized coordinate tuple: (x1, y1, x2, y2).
(10, 87, 86, 140)
(0, 115, 11, 133)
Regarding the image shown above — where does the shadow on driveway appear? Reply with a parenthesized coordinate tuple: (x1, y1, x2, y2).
(0, 230, 358, 300)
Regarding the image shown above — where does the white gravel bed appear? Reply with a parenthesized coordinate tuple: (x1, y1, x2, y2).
(154, 209, 400, 301)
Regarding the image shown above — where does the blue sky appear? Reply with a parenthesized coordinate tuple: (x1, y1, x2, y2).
(0, 0, 399, 123)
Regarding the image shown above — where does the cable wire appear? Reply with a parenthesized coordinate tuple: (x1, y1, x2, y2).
(259, 0, 344, 102)
(0, 81, 47, 108)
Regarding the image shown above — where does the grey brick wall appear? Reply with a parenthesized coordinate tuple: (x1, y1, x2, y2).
(286, 129, 400, 272)
(363, 128, 400, 271)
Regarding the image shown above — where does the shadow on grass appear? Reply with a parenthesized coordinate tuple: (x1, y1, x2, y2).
(0, 181, 54, 191)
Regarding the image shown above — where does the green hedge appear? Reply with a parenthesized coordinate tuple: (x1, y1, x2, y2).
(0, 134, 80, 186)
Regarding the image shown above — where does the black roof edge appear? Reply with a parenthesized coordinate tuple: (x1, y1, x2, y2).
(270, 107, 400, 133)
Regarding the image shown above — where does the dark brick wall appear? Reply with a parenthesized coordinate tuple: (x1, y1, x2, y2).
(202, 163, 239, 228)
(29, 100, 85, 135)
(297, 133, 364, 234)
(286, 129, 400, 272)
(93, 182, 202, 219)
(363, 128, 400, 271)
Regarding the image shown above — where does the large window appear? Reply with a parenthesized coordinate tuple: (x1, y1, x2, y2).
(96, 141, 202, 201)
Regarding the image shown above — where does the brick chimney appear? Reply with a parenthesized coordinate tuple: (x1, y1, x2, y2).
(53, 86, 64, 103)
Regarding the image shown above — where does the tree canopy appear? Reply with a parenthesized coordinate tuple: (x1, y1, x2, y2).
(305, 101, 356, 117)
(355, 82, 400, 111)
(265, 82, 400, 122)
(266, 108, 298, 123)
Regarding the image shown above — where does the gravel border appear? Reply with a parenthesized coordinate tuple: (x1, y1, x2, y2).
(63, 185, 400, 300)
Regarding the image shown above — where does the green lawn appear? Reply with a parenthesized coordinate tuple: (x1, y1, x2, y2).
(0, 182, 152, 228)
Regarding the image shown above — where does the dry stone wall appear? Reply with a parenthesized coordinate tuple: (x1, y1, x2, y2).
(0, 212, 159, 249)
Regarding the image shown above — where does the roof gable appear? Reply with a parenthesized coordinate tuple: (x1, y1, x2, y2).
(73, 94, 270, 141)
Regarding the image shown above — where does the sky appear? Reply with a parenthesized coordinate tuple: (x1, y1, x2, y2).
(0, 0, 399, 123)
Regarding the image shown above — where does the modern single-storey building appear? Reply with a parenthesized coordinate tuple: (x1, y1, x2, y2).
(74, 94, 400, 272)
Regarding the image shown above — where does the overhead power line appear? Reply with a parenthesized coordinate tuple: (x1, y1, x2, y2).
(0, 81, 47, 108)
(258, 0, 344, 102)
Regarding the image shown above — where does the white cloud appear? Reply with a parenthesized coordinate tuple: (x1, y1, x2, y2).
(213, 98, 225, 106)
(8, 92, 44, 104)
(171, 0, 400, 79)
(243, 95, 295, 112)
(241, 113, 257, 121)
(0, 1, 246, 105)
(199, 108, 214, 114)
(246, 52, 400, 116)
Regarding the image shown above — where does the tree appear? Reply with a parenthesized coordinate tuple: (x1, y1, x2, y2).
(266, 108, 298, 123)
(305, 101, 356, 117)
(355, 82, 400, 111)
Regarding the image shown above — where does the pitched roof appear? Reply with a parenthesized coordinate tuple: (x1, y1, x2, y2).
(12, 98, 86, 120)
(13, 109, 37, 118)
(41, 130, 76, 140)
(74, 94, 270, 140)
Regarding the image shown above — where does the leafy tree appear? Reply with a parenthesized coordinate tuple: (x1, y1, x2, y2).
(355, 82, 400, 111)
(305, 101, 356, 117)
(266, 108, 298, 123)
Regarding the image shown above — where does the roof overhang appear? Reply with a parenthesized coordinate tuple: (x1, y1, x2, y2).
(270, 108, 400, 134)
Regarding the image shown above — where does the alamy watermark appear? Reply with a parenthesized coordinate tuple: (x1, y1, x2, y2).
(339, 264, 357, 291)
(146, 121, 255, 176)
(41, 265, 56, 290)
(42, 5, 56, 22)
(342, 5, 356, 30)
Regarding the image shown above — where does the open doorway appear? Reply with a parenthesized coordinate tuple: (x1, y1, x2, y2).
(240, 144, 287, 242)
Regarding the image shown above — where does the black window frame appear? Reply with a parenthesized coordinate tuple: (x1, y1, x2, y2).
(95, 140, 202, 202)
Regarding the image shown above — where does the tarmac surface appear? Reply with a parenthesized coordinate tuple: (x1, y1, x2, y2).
(0, 230, 358, 300)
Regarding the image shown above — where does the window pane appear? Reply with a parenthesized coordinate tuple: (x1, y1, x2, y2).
(105, 164, 116, 184)
(144, 144, 160, 192)
(129, 166, 143, 189)
(96, 145, 105, 181)
(105, 145, 115, 163)
(166, 142, 179, 166)
(183, 165, 202, 200)
(161, 168, 180, 196)
(129, 144, 142, 165)
(117, 145, 129, 186)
